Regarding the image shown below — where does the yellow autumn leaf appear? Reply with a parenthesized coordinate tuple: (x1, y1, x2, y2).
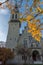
(36, 29, 40, 34)
(37, 6, 42, 12)
(32, 29, 40, 34)
(32, 32, 41, 38)
(32, 33, 36, 37)
(28, 22, 33, 29)
(28, 24, 32, 29)
(26, 15, 33, 21)
(31, 31, 37, 36)
(37, 32, 41, 37)
(28, 29, 32, 33)
(35, 35, 41, 42)
(19, 18, 26, 22)
(32, 27, 36, 31)
(28, 24, 36, 29)
(31, 24, 36, 29)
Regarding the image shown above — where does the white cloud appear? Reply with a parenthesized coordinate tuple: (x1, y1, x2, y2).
(0, 31, 6, 41)
(0, 0, 6, 2)
(0, 9, 9, 15)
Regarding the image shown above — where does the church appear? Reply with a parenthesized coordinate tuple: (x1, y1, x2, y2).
(6, 4, 43, 64)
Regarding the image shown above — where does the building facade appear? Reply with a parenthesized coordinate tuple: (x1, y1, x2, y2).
(6, 6, 43, 64)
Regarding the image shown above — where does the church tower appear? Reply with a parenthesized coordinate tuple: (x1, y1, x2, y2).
(6, 3, 21, 49)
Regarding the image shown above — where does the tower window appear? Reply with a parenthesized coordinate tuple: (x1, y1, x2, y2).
(15, 14, 17, 19)
(12, 14, 14, 19)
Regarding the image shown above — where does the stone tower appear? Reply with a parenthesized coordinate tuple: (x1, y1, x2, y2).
(6, 4, 21, 49)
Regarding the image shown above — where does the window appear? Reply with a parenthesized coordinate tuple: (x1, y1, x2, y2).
(29, 36, 32, 41)
(15, 14, 17, 19)
(31, 43, 33, 47)
(29, 36, 33, 44)
(12, 14, 14, 19)
(36, 42, 41, 47)
(11, 14, 18, 20)
(23, 39, 27, 47)
(22, 55, 27, 60)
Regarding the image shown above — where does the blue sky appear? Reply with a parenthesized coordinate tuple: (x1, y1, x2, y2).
(0, 0, 43, 42)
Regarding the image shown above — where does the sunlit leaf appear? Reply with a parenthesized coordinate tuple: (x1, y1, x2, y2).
(26, 15, 33, 21)
(37, 6, 42, 12)
(19, 18, 26, 22)
(28, 29, 32, 33)
(34, 35, 41, 42)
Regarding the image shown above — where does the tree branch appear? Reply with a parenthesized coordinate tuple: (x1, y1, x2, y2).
(30, 11, 43, 21)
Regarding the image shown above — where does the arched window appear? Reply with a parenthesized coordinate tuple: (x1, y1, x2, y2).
(32, 50, 41, 61)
